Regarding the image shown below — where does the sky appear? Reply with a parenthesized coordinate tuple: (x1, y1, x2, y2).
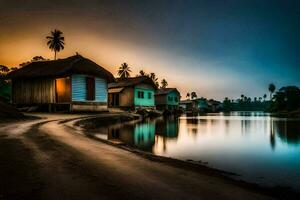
(0, 0, 299, 100)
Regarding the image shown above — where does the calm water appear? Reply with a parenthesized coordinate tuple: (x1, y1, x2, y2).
(91, 112, 300, 191)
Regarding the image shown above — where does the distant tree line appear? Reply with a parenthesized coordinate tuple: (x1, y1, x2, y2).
(223, 96, 269, 112)
(223, 83, 300, 112)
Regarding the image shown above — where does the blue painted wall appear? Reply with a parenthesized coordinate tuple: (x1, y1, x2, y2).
(95, 77, 108, 102)
(72, 74, 107, 102)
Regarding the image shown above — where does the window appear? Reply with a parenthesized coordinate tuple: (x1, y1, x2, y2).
(148, 92, 152, 99)
(174, 97, 178, 102)
(138, 91, 144, 98)
(168, 96, 173, 101)
(86, 77, 95, 100)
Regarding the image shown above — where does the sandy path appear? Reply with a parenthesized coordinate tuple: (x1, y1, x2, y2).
(0, 114, 273, 200)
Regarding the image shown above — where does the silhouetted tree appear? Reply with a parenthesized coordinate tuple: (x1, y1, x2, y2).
(268, 83, 276, 101)
(263, 94, 267, 101)
(148, 72, 159, 87)
(272, 86, 300, 111)
(240, 94, 245, 102)
(10, 67, 18, 71)
(46, 29, 65, 60)
(19, 61, 31, 67)
(160, 79, 168, 89)
(149, 73, 157, 82)
(223, 97, 232, 112)
(139, 70, 146, 76)
(0, 65, 11, 101)
(191, 92, 197, 99)
(32, 56, 46, 62)
(186, 93, 190, 99)
(0, 65, 9, 76)
(118, 63, 131, 78)
(18, 56, 48, 68)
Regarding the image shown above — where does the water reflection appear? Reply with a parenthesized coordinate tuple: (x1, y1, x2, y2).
(273, 120, 300, 145)
(92, 112, 300, 190)
(105, 114, 300, 150)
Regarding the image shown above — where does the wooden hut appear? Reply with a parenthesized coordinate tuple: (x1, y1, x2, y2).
(6, 55, 114, 111)
(108, 76, 156, 109)
(179, 99, 196, 112)
(155, 88, 180, 111)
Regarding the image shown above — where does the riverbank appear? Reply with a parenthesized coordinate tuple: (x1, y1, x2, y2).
(0, 113, 298, 199)
(271, 108, 300, 118)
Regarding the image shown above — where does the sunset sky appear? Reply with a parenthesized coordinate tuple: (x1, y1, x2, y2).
(0, 0, 299, 100)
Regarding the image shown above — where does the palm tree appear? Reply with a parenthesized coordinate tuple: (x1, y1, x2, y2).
(148, 72, 159, 87)
(118, 63, 131, 78)
(268, 83, 276, 101)
(149, 73, 158, 82)
(263, 94, 267, 101)
(139, 70, 146, 76)
(160, 79, 168, 89)
(191, 92, 197, 99)
(46, 29, 65, 60)
(240, 94, 245, 102)
(186, 93, 190, 99)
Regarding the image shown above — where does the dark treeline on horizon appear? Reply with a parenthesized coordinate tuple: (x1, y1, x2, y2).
(222, 85, 300, 113)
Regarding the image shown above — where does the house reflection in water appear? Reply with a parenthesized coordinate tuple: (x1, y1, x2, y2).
(134, 123, 156, 151)
(155, 117, 179, 152)
(107, 119, 155, 151)
(107, 117, 180, 152)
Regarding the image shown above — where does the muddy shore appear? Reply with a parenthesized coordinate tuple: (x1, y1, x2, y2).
(0, 113, 298, 199)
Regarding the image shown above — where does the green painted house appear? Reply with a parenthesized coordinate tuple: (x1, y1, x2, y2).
(155, 88, 180, 110)
(108, 76, 157, 109)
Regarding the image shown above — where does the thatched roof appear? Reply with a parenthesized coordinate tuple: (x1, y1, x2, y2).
(6, 55, 115, 82)
(108, 76, 157, 89)
(155, 88, 180, 96)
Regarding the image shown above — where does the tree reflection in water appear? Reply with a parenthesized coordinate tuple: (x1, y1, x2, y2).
(273, 120, 300, 145)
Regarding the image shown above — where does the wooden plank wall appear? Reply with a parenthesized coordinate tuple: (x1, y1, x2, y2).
(12, 78, 56, 104)
(119, 87, 134, 107)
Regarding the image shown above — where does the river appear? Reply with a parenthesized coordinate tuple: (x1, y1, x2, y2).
(90, 111, 300, 191)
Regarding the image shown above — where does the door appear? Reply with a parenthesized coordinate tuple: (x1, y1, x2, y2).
(86, 77, 95, 101)
(113, 93, 120, 106)
(56, 77, 71, 103)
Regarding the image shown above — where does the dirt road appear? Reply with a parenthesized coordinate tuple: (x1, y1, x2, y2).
(0, 114, 273, 200)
